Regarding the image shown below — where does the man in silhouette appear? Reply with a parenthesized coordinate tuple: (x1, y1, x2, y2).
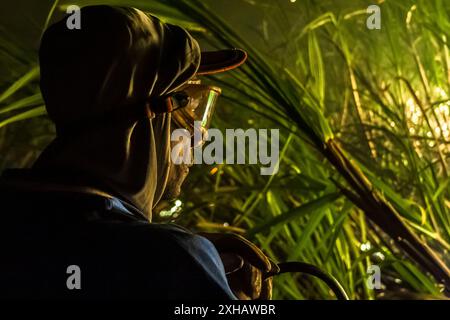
(0, 5, 274, 300)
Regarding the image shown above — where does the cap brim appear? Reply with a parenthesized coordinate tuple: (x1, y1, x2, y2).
(196, 49, 247, 75)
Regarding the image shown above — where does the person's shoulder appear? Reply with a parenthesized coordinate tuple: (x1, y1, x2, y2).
(112, 221, 220, 263)
(110, 220, 197, 243)
(104, 221, 236, 299)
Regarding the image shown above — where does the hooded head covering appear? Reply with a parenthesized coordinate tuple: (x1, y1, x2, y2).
(32, 5, 201, 220)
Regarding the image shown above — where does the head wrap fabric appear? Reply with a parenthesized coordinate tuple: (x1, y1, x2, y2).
(33, 5, 201, 219)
